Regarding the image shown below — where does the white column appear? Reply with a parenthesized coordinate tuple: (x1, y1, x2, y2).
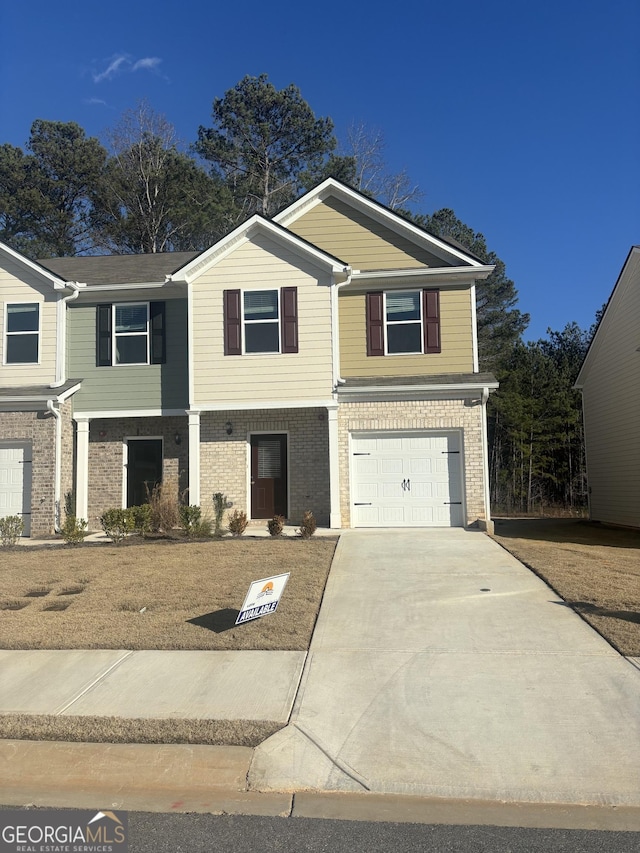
(480, 388, 493, 530)
(75, 418, 90, 523)
(188, 410, 201, 506)
(327, 407, 341, 528)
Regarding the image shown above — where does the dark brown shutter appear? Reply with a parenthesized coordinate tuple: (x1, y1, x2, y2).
(423, 289, 441, 353)
(96, 304, 112, 366)
(223, 289, 242, 355)
(150, 301, 166, 364)
(366, 292, 384, 356)
(280, 287, 298, 353)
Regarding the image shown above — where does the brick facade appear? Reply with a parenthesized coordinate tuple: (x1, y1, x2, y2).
(337, 397, 487, 527)
(86, 416, 188, 529)
(199, 408, 330, 527)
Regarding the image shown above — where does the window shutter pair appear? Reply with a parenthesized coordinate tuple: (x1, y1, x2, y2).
(366, 289, 440, 356)
(96, 302, 165, 366)
(223, 288, 298, 355)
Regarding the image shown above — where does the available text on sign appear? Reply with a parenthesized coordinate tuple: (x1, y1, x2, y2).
(236, 573, 290, 625)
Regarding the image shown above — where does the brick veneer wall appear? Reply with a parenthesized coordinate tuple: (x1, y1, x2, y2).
(337, 398, 487, 527)
(0, 409, 56, 535)
(86, 416, 188, 529)
(199, 408, 330, 527)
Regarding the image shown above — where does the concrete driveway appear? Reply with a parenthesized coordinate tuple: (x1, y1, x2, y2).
(250, 529, 640, 805)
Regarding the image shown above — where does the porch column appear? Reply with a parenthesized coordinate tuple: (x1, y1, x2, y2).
(327, 406, 341, 528)
(188, 410, 201, 506)
(75, 418, 90, 523)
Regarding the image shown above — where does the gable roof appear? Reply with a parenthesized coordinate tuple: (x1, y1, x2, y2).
(39, 252, 198, 285)
(274, 178, 486, 269)
(575, 245, 640, 388)
(170, 214, 349, 283)
(0, 241, 70, 290)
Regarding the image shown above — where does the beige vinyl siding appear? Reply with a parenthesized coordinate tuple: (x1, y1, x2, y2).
(67, 298, 188, 412)
(192, 234, 334, 405)
(286, 197, 448, 270)
(339, 288, 474, 376)
(0, 258, 58, 386)
(581, 251, 640, 528)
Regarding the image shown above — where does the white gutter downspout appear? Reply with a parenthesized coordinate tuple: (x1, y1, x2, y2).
(331, 265, 352, 391)
(46, 399, 63, 531)
(480, 387, 492, 531)
(51, 282, 81, 388)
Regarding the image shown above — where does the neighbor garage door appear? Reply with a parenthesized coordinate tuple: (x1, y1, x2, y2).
(0, 444, 31, 536)
(351, 431, 463, 527)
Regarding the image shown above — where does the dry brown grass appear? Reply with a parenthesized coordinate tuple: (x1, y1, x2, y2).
(492, 518, 640, 656)
(0, 538, 336, 651)
(0, 714, 281, 747)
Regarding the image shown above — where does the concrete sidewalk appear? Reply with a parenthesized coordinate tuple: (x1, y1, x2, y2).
(250, 529, 640, 806)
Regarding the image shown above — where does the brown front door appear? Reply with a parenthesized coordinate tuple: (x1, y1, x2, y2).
(250, 434, 287, 518)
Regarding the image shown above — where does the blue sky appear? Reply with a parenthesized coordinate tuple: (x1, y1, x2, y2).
(1, 0, 638, 341)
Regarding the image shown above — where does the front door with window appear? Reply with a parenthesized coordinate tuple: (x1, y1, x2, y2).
(127, 439, 163, 507)
(250, 434, 287, 518)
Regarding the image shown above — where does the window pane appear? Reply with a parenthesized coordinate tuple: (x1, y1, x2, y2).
(245, 323, 279, 353)
(7, 304, 39, 333)
(116, 335, 148, 364)
(258, 441, 282, 478)
(116, 304, 147, 333)
(244, 290, 278, 320)
(387, 323, 422, 354)
(386, 292, 420, 321)
(6, 334, 38, 363)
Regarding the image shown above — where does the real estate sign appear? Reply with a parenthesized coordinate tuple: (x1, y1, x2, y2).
(236, 572, 290, 625)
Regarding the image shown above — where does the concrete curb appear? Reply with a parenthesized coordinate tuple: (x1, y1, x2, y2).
(2, 739, 640, 831)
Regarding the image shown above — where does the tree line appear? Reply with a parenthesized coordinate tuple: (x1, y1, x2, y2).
(0, 74, 593, 515)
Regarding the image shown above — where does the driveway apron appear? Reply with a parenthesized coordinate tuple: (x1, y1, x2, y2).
(249, 529, 640, 805)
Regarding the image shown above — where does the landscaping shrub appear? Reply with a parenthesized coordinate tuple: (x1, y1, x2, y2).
(227, 509, 248, 537)
(179, 504, 202, 537)
(100, 508, 133, 544)
(267, 515, 285, 537)
(297, 510, 317, 539)
(61, 515, 88, 545)
(129, 504, 152, 536)
(0, 516, 24, 547)
(147, 483, 179, 533)
(212, 492, 227, 538)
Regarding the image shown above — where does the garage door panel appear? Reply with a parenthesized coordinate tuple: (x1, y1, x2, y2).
(351, 431, 464, 528)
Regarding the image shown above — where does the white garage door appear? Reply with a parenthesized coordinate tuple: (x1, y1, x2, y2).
(351, 431, 464, 527)
(0, 444, 31, 536)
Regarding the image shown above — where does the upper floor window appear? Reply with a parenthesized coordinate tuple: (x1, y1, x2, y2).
(97, 302, 166, 366)
(224, 288, 298, 355)
(366, 289, 440, 356)
(5, 303, 39, 364)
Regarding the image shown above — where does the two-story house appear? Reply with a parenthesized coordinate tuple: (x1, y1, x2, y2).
(0, 178, 497, 535)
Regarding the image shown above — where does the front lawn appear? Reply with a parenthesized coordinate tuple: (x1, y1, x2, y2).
(0, 538, 336, 651)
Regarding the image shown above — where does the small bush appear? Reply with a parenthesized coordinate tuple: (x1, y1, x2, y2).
(212, 492, 227, 538)
(267, 515, 285, 537)
(0, 516, 24, 547)
(100, 508, 133, 544)
(227, 509, 248, 537)
(179, 504, 202, 537)
(129, 504, 152, 536)
(191, 517, 214, 538)
(147, 483, 179, 533)
(297, 510, 317, 539)
(61, 515, 88, 545)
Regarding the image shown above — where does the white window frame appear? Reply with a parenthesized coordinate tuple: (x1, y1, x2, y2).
(113, 302, 150, 366)
(384, 290, 423, 355)
(4, 302, 40, 366)
(242, 289, 281, 355)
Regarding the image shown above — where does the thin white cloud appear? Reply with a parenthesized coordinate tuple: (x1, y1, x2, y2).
(92, 54, 165, 83)
(85, 97, 108, 106)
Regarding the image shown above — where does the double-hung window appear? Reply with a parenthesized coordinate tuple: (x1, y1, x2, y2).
(223, 288, 298, 355)
(366, 289, 440, 356)
(5, 303, 39, 364)
(97, 302, 166, 366)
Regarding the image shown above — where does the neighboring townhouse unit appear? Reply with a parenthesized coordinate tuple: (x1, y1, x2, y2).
(574, 246, 640, 529)
(0, 178, 498, 535)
